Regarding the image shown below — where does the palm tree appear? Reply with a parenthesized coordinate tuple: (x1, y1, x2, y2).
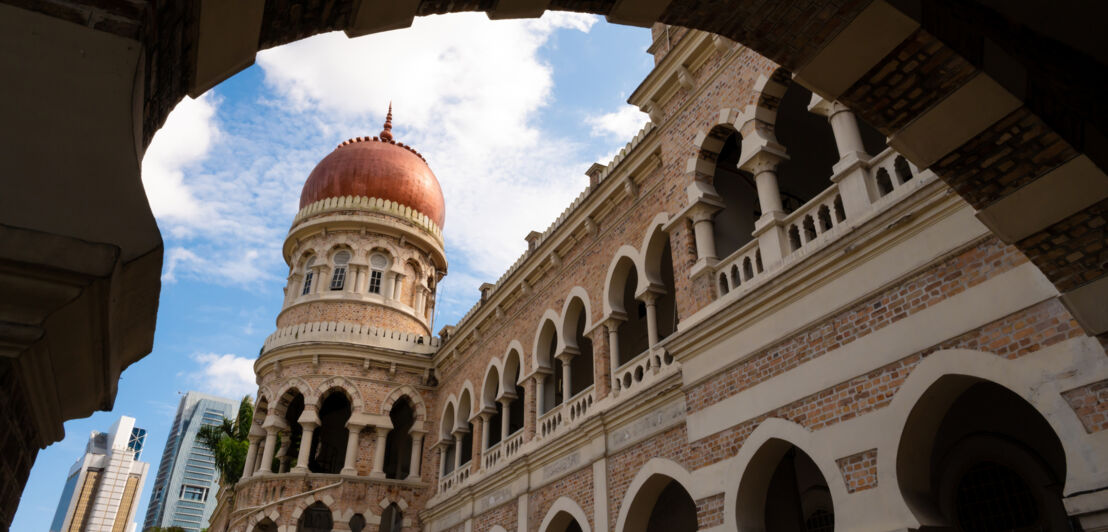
(197, 395, 253, 485)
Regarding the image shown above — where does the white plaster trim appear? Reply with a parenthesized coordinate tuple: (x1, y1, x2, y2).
(794, 0, 919, 100)
(538, 496, 592, 532)
(593, 458, 608, 532)
(687, 261, 1058, 441)
(976, 155, 1108, 243)
(889, 73, 1022, 169)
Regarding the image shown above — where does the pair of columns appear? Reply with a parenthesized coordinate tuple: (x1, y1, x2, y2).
(240, 410, 424, 480)
(686, 100, 872, 270)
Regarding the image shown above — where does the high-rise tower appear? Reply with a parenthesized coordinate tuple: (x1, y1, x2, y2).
(143, 391, 237, 532)
(49, 416, 149, 532)
(231, 109, 445, 532)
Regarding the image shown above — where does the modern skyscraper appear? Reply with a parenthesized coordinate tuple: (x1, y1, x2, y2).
(49, 416, 149, 532)
(142, 392, 237, 532)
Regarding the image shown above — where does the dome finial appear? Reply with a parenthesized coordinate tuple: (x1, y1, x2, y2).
(380, 102, 394, 141)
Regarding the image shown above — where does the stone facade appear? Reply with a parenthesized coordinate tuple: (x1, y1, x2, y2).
(203, 23, 1108, 532)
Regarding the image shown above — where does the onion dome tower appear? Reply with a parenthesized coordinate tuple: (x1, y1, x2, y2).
(234, 108, 443, 530)
(278, 104, 447, 336)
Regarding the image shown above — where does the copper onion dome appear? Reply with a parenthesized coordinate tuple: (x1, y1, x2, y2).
(299, 104, 446, 228)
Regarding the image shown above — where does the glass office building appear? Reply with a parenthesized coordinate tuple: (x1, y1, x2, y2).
(142, 392, 236, 532)
(49, 416, 149, 532)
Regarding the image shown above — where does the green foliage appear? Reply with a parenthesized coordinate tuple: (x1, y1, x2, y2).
(196, 395, 254, 485)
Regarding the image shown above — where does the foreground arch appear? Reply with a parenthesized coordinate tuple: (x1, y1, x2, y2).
(539, 496, 592, 532)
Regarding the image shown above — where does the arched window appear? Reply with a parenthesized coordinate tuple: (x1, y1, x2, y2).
(302, 257, 316, 295)
(456, 390, 474, 466)
(898, 379, 1069, 531)
(276, 390, 305, 474)
(297, 502, 333, 532)
(537, 321, 562, 412)
(736, 442, 833, 532)
(503, 350, 525, 436)
(645, 480, 698, 532)
(483, 367, 503, 448)
(564, 299, 594, 397)
(380, 503, 403, 532)
(368, 253, 388, 294)
(310, 391, 352, 474)
(383, 398, 415, 479)
(617, 266, 649, 365)
(329, 250, 351, 290)
(709, 128, 758, 259)
(440, 403, 455, 475)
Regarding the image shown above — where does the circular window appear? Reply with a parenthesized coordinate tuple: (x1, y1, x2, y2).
(334, 250, 352, 265)
(370, 253, 389, 269)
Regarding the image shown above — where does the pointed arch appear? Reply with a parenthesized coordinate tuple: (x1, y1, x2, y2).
(455, 383, 475, 427)
(639, 212, 674, 288)
(724, 418, 847, 532)
(615, 458, 699, 532)
(872, 345, 1106, 528)
(531, 310, 563, 371)
(603, 246, 641, 318)
(439, 398, 457, 440)
(539, 496, 592, 532)
(481, 360, 503, 410)
(272, 378, 314, 416)
(559, 287, 593, 348)
(382, 385, 427, 422)
(316, 376, 363, 411)
(502, 341, 527, 390)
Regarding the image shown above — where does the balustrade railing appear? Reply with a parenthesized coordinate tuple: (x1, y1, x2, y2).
(612, 348, 678, 397)
(868, 148, 920, 200)
(537, 403, 563, 439)
(483, 441, 502, 470)
(502, 430, 524, 459)
(438, 464, 469, 494)
(715, 238, 764, 296)
(782, 182, 847, 255)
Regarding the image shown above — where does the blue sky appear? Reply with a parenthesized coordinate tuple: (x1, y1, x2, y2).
(13, 13, 652, 532)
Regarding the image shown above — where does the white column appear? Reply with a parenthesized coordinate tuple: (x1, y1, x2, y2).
(499, 398, 513, 440)
(393, 274, 404, 301)
(341, 424, 363, 476)
(556, 348, 576, 401)
(407, 431, 425, 480)
(606, 319, 623, 388)
(258, 427, 278, 475)
(371, 427, 389, 478)
(291, 407, 319, 473)
(480, 413, 492, 451)
(828, 103, 866, 158)
(453, 429, 466, 470)
(754, 167, 784, 215)
(690, 207, 719, 261)
(241, 435, 261, 479)
(535, 373, 547, 413)
(642, 293, 659, 347)
(438, 443, 447, 477)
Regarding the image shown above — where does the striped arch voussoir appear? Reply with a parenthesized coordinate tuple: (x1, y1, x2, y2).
(382, 384, 427, 421)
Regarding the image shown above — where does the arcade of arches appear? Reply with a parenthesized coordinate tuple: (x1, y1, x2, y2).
(4, 1, 1108, 531)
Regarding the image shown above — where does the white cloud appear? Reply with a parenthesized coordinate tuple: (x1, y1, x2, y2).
(587, 104, 649, 140)
(142, 11, 650, 323)
(190, 353, 258, 399)
(256, 13, 603, 284)
(142, 94, 220, 223)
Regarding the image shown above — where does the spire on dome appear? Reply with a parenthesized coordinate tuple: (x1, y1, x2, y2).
(380, 102, 394, 141)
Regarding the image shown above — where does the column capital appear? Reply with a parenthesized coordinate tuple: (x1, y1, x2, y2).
(554, 345, 580, 363)
(740, 147, 788, 175)
(297, 408, 320, 428)
(374, 425, 390, 437)
(601, 312, 627, 330)
(495, 391, 518, 404)
(409, 428, 427, 438)
(346, 421, 366, 432)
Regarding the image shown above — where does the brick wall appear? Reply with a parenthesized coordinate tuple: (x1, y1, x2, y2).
(1063, 379, 1108, 433)
(836, 449, 878, 493)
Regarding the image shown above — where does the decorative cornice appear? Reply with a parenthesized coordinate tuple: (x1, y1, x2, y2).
(262, 321, 441, 356)
(293, 195, 443, 244)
